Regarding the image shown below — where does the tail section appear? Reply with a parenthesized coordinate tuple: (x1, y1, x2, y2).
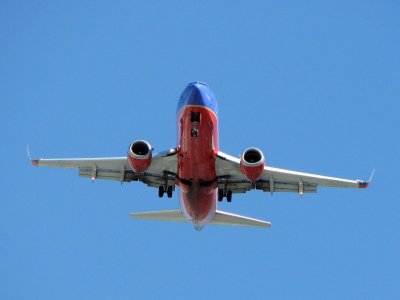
(130, 209, 271, 228)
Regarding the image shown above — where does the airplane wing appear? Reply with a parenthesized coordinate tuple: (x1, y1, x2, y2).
(31, 148, 178, 189)
(215, 151, 370, 195)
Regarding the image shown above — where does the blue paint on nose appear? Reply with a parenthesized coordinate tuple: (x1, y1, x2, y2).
(177, 82, 218, 115)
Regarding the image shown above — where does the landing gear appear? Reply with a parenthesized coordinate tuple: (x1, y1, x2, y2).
(190, 112, 200, 137)
(218, 189, 233, 202)
(227, 191, 232, 202)
(158, 186, 165, 198)
(167, 186, 173, 198)
(218, 189, 224, 201)
(191, 128, 199, 137)
(159, 186, 173, 198)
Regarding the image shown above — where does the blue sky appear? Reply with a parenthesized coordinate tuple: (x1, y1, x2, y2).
(1, 1, 399, 299)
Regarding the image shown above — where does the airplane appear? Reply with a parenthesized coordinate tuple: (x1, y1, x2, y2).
(31, 82, 371, 230)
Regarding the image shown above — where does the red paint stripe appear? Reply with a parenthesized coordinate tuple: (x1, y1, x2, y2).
(358, 181, 369, 188)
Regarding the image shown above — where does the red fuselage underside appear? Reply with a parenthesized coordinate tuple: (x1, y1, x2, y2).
(177, 105, 219, 229)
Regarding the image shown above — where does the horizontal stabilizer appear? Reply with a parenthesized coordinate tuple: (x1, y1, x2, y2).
(130, 210, 187, 223)
(130, 209, 271, 228)
(211, 210, 271, 228)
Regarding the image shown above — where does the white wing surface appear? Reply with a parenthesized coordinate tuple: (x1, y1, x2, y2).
(215, 151, 369, 194)
(31, 148, 178, 189)
(211, 211, 271, 228)
(130, 209, 271, 228)
(130, 210, 186, 222)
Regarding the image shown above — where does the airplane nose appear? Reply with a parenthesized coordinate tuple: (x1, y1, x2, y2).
(177, 81, 218, 115)
(177, 82, 218, 115)
(183, 82, 207, 106)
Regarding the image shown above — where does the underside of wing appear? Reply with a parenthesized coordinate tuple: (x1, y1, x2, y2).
(263, 166, 368, 188)
(215, 151, 369, 194)
(31, 157, 129, 169)
(31, 148, 178, 188)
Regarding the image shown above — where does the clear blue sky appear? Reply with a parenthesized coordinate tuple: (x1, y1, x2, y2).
(1, 1, 399, 299)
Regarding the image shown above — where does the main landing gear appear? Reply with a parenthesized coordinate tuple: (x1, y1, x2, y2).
(218, 189, 232, 202)
(159, 186, 173, 198)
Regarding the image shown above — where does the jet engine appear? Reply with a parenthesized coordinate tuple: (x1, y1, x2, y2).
(240, 147, 265, 182)
(128, 140, 152, 173)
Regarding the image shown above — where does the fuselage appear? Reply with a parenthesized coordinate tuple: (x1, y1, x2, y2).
(176, 82, 219, 230)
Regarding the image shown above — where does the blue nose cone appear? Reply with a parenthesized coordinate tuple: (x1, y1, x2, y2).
(177, 82, 218, 115)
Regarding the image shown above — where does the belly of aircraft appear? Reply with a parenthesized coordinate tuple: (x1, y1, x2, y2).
(177, 106, 218, 229)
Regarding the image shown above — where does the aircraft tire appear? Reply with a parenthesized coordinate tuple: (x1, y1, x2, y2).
(227, 191, 232, 202)
(167, 186, 173, 198)
(218, 189, 224, 201)
(158, 186, 165, 198)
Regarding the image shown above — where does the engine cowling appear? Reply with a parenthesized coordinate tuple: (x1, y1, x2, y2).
(240, 147, 265, 182)
(127, 140, 152, 173)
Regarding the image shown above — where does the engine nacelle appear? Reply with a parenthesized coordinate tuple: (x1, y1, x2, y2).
(240, 147, 265, 182)
(128, 140, 152, 173)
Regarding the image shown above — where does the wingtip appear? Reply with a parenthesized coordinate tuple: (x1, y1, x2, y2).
(27, 145, 39, 166)
(27, 145, 34, 165)
(369, 169, 375, 182)
(357, 169, 375, 189)
(358, 181, 369, 189)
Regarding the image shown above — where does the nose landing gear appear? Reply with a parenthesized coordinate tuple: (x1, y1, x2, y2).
(190, 111, 200, 137)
